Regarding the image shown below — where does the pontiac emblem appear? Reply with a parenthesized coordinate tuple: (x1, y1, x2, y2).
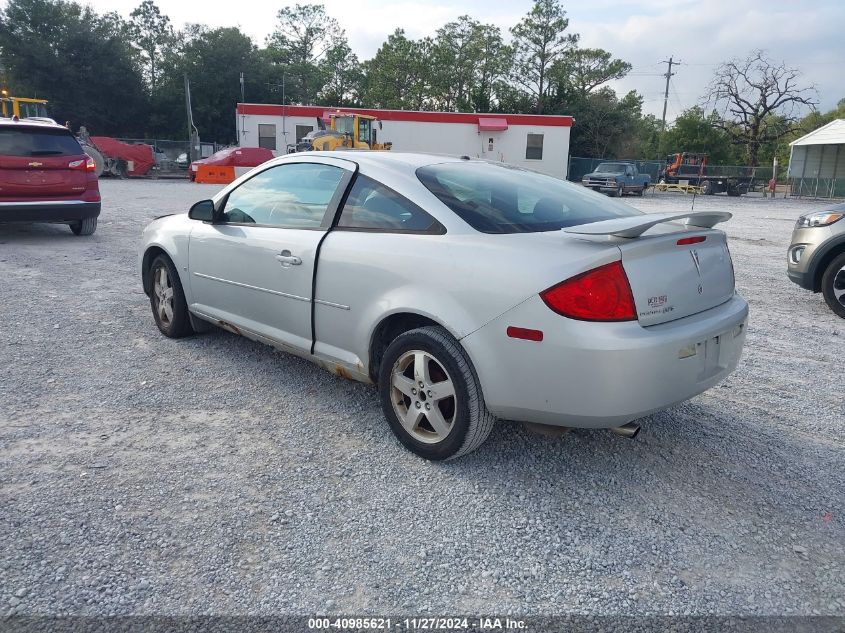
(690, 249, 702, 277)
(28, 161, 43, 167)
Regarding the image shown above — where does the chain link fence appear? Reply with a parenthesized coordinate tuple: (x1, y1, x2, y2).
(790, 177, 845, 199)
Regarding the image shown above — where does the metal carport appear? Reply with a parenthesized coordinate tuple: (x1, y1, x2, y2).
(788, 119, 845, 198)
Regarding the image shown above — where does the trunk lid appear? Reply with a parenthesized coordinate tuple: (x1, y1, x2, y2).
(618, 229, 735, 326)
(565, 212, 736, 326)
(0, 126, 88, 198)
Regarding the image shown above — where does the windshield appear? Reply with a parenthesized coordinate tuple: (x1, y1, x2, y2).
(19, 101, 49, 119)
(417, 162, 640, 234)
(595, 162, 628, 173)
(0, 127, 82, 157)
(334, 116, 354, 135)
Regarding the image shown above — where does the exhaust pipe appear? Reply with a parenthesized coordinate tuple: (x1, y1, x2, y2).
(610, 422, 641, 439)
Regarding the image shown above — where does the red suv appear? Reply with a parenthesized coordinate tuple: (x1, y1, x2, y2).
(0, 118, 101, 235)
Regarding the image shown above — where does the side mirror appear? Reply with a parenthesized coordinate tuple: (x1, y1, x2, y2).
(188, 199, 215, 222)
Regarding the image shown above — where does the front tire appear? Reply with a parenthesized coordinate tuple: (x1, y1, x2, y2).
(821, 253, 845, 319)
(612, 183, 624, 197)
(69, 217, 97, 236)
(149, 254, 194, 337)
(378, 326, 495, 460)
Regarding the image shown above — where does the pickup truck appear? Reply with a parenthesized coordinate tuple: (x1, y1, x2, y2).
(581, 162, 651, 197)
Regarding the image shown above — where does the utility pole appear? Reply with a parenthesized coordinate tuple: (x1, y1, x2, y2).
(184, 74, 199, 162)
(657, 56, 680, 161)
(660, 56, 679, 134)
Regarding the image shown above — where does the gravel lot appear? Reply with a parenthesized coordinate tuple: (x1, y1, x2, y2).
(1, 180, 843, 619)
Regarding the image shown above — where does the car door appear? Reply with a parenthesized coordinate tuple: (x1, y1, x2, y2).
(188, 156, 355, 352)
(313, 173, 446, 375)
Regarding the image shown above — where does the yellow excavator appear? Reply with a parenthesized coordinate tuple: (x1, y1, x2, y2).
(0, 90, 51, 120)
(291, 111, 392, 153)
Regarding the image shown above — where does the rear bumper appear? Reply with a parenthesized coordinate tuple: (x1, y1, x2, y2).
(461, 294, 749, 428)
(0, 200, 101, 223)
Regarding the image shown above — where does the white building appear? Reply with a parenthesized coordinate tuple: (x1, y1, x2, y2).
(788, 119, 845, 198)
(235, 103, 573, 178)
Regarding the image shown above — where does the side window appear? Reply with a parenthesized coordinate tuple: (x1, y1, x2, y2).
(338, 174, 441, 233)
(221, 163, 344, 228)
(258, 124, 277, 150)
(525, 133, 544, 160)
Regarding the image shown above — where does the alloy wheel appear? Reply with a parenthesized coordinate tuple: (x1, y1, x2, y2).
(153, 265, 175, 325)
(833, 265, 845, 307)
(390, 350, 457, 444)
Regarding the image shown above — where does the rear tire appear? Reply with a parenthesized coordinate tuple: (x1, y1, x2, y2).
(821, 252, 845, 319)
(701, 180, 713, 195)
(149, 254, 194, 338)
(378, 326, 495, 460)
(69, 217, 97, 236)
(636, 185, 645, 196)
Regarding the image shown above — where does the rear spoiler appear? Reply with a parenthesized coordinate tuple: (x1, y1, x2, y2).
(564, 211, 732, 239)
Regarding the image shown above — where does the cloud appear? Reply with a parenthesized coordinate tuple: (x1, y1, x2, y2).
(85, 0, 842, 118)
(574, 0, 844, 117)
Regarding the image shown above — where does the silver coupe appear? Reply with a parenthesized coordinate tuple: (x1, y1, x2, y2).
(140, 152, 748, 460)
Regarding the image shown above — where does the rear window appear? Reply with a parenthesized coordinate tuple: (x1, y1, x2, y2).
(0, 127, 83, 157)
(595, 162, 628, 172)
(416, 162, 640, 234)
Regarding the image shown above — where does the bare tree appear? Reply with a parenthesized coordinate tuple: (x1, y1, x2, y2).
(704, 50, 817, 166)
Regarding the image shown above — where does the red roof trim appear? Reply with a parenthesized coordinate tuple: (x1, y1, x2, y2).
(236, 103, 573, 127)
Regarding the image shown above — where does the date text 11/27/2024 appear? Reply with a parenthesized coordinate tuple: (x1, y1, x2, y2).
(307, 617, 528, 630)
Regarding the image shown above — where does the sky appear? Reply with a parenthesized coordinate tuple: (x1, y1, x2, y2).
(89, 0, 845, 119)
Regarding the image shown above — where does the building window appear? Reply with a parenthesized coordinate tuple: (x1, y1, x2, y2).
(258, 124, 276, 150)
(296, 125, 313, 143)
(525, 133, 543, 160)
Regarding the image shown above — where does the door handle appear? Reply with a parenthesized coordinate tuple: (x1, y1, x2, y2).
(276, 250, 302, 266)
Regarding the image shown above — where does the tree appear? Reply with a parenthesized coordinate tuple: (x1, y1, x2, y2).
(566, 89, 645, 158)
(662, 107, 739, 164)
(468, 24, 511, 112)
(129, 0, 173, 91)
(152, 25, 267, 143)
(429, 17, 511, 112)
(704, 49, 817, 166)
(361, 29, 435, 110)
(509, 0, 578, 114)
(319, 41, 363, 106)
(0, 0, 147, 135)
(557, 47, 630, 98)
(266, 3, 346, 104)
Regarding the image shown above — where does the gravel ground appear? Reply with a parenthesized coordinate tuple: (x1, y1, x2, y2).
(0, 180, 843, 618)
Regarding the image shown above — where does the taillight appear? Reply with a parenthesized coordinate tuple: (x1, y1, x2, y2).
(541, 261, 637, 322)
(68, 156, 96, 172)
